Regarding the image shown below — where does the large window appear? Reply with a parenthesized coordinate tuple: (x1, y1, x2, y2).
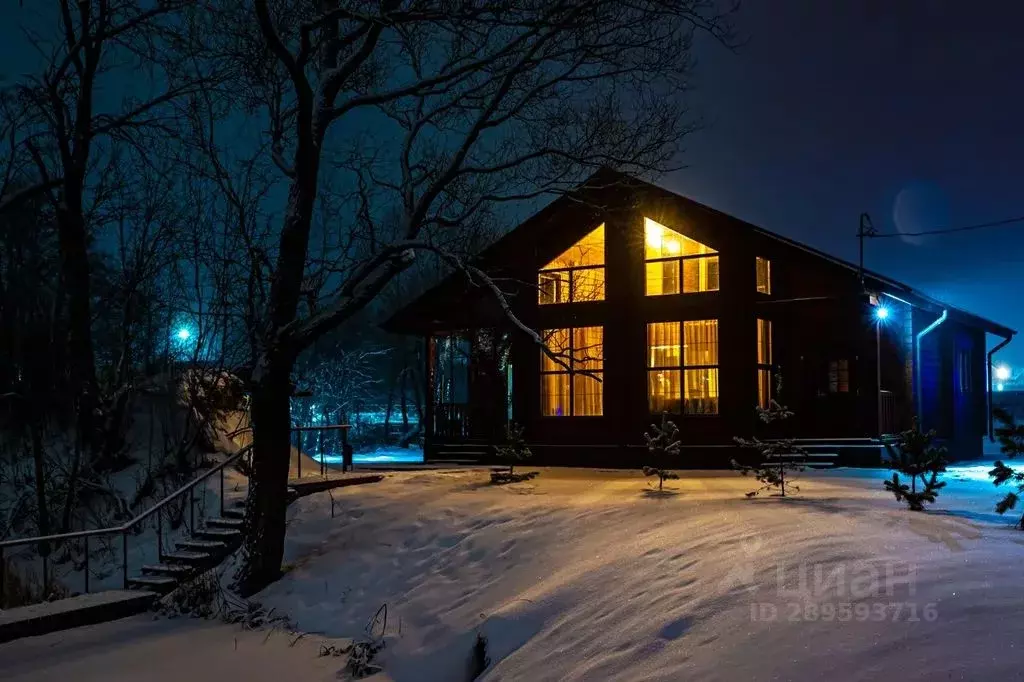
(644, 217, 719, 296)
(540, 326, 603, 416)
(538, 224, 605, 304)
(756, 257, 771, 294)
(757, 319, 773, 408)
(647, 320, 719, 414)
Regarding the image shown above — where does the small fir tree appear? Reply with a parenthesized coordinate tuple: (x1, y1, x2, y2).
(643, 415, 681, 491)
(732, 399, 806, 498)
(494, 422, 532, 476)
(988, 407, 1024, 527)
(883, 420, 946, 511)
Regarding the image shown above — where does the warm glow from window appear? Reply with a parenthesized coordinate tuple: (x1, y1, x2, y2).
(644, 218, 718, 296)
(829, 359, 849, 393)
(540, 326, 603, 416)
(539, 224, 605, 304)
(757, 319, 772, 408)
(647, 320, 719, 414)
(756, 257, 771, 294)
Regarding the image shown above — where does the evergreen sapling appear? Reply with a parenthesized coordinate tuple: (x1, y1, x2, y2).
(732, 399, 806, 497)
(643, 415, 681, 491)
(883, 421, 946, 511)
(988, 407, 1024, 527)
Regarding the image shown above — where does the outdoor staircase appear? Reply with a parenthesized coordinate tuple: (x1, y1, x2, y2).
(125, 488, 296, 595)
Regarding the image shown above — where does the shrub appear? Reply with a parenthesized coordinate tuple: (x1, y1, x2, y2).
(883, 421, 946, 511)
(494, 422, 532, 476)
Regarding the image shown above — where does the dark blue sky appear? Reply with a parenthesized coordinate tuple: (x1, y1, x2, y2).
(677, 0, 1024, 366)
(6, 2, 1023, 366)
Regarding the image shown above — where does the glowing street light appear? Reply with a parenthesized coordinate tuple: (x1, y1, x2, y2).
(176, 328, 192, 341)
(995, 364, 1011, 382)
(875, 306, 890, 321)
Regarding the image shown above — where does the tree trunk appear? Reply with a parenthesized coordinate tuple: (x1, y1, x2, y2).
(56, 195, 98, 451)
(237, 358, 293, 596)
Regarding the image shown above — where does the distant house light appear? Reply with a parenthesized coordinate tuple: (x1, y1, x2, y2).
(997, 383, 1005, 392)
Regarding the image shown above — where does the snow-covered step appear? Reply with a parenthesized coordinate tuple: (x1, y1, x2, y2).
(175, 539, 228, 552)
(141, 563, 194, 578)
(221, 508, 244, 520)
(206, 517, 244, 529)
(162, 550, 212, 565)
(194, 527, 242, 542)
(127, 575, 178, 592)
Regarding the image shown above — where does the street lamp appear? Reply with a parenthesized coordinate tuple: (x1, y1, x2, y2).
(995, 364, 1011, 382)
(874, 305, 889, 435)
(176, 328, 192, 341)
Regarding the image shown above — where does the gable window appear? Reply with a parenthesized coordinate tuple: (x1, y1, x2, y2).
(540, 326, 603, 416)
(644, 217, 719, 296)
(757, 319, 773, 408)
(756, 257, 771, 294)
(647, 320, 719, 414)
(538, 224, 605, 304)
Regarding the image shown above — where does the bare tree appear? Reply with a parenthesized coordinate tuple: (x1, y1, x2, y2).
(7, 0, 213, 449)
(197, 0, 735, 592)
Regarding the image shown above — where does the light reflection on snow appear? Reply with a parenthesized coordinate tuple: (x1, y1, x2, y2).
(312, 446, 424, 465)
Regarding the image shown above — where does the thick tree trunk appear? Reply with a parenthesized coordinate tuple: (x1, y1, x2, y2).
(56, 193, 98, 450)
(236, 357, 294, 596)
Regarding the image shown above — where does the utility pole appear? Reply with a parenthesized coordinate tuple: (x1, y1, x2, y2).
(857, 213, 876, 289)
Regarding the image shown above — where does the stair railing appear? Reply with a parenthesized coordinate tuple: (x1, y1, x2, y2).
(0, 436, 253, 608)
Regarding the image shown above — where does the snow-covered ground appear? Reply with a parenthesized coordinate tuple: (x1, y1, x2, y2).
(257, 464, 1024, 681)
(5, 463, 1024, 681)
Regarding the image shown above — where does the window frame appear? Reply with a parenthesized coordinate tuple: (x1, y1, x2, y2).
(644, 253, 720, 296)
(646, 319, 720, 415)
(539, 326, 604, 417)
(537, 264, 605, 305)
(756, 256, 771, 294)
(757, 318, 773, 409)
(538, 225, 606, 305)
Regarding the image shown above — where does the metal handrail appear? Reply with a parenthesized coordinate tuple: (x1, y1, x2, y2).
(0, 422, 349, 606)
(0, 443, 252, 605)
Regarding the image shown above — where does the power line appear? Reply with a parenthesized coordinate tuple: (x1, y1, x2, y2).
(869, 214, 1024, 239)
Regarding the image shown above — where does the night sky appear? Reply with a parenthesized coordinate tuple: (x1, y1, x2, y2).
(679, 0, 1024, 367)
(5, 2, 1023, 366)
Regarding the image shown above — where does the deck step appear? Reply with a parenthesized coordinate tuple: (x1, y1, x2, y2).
(142, 563, 195, 577)
(127, 575, 179, 592)
(176, 539, 228, 552)
(162, 550, 212, 564)
(195, 527, 242, 542)
(206, 517, 244, 529)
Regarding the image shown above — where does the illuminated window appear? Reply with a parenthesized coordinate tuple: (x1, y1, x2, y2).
(828, 359, 849, 393)
(757, 319, 773, 408)
(540, 326, 603, 416)
(647, 320, 719, 414)
(538, 224, 605, 304)
(644, 217, 718, 296)
(756, 257, 771, 294)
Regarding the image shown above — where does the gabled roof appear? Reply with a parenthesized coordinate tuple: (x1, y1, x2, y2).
(383, 168, 1015, 338)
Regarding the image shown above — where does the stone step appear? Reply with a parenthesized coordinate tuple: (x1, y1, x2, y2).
(175, 539, 228, 552)
(206, 517, 244, 529)
(221, 508, 244, 520)
(127, 575, 179, 593)
(162, 550, 212, 565)
(142, 563, 195, 578)
(194, 527, 242, 542)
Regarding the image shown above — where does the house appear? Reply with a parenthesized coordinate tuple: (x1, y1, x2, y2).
(383, 170, 1015, 465)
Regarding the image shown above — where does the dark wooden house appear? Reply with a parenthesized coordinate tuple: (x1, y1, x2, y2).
(383, 171, 1015, 465)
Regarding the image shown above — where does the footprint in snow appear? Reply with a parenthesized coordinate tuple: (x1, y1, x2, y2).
(659, 617, 692, 640)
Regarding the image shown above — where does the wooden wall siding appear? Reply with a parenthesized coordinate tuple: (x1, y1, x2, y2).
(397, 173, 1009, 462)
